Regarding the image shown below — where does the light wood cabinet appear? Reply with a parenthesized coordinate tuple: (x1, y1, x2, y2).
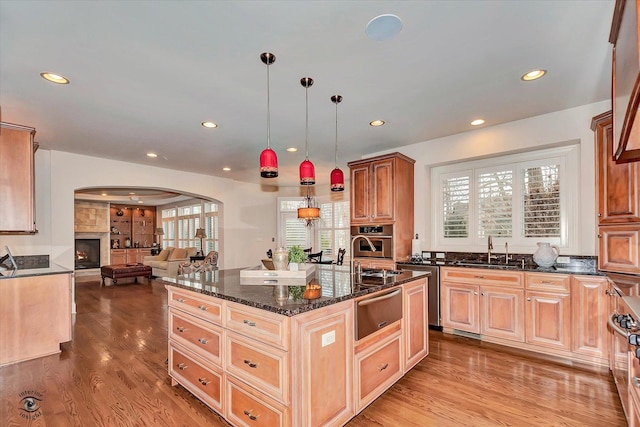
(110, 248, 152, 265)
(0, 122, 37, 233)
(0, 273, 72, 366)
(402, 278, 428, 371)
(525, 290, 571, 351)
(348, 152, 415, 261)
(593, 111, 640, 274)
(225, 375, 289, 427)
(441, 281, 480, 334)
(571, 275, 609, 363)
(481, 287, 525, 342)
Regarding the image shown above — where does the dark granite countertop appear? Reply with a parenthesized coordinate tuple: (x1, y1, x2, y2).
(0, 264, 73, 279)
(158, 264, 430, 316)
(396, 259, 603, 276)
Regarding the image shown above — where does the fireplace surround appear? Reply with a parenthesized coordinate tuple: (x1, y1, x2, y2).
(75, 238, 100, 270)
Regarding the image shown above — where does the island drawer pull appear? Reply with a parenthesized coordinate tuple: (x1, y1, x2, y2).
(198, 338, 208, 345)
(177, 363, 187, 370)
(243, 319, 257, 327)
(243, 359, 258, 368)
(198, 377, 210, 386)
(176, 298, 185, 303)
(176, 326, 186, 333)
(243, 410, 258, 421)
(537, 280, 556, 285)
(475, 275, 485, 279)
(378, 363, 389, 372)
(198, 305, 208, 311)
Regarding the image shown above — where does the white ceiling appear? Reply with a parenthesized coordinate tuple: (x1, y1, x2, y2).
(0, 0, 614, 188)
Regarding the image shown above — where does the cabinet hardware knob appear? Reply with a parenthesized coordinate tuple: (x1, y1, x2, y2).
(475, 275, 485, 279)
(177, 363, 187, 370)
(597, 213, 602, 217)
(198, 338, 208, 345)
(176, 298, 185, 303)
(243, 319, 257, 327)
(176, 326, 185, 333)
(481, 292, 485, 296)
(243, 410, 258, 421)
(198, 377, 210, 386)
(527, 298, 531, 301)
(597, 234, 602, 238)
(198, 305, 208, 311)
(243, 359, 258, 368)
(474, 291, 478, 295)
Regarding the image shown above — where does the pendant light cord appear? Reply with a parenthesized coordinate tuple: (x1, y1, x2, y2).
(305, 84, 309, 160)
(334, 100, 338, 167)
(266, 60, 271, 149)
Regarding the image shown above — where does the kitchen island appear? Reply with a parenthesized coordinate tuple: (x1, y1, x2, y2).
(158, 265, 430, 427)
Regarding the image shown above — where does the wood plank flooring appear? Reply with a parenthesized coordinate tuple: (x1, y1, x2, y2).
(0, 278, 626, 426)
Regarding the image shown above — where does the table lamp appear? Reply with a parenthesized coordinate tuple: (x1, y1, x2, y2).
(195, 228, 207, 256)
(155, 228, 164, 247)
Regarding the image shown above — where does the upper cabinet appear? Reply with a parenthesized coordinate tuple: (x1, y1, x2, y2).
(593, 111, 640, 274)
(0, 122, 37, 234)
(348, 152, 414, 225)
(610, 0, 640, 163)
(109, 205, 156, 249)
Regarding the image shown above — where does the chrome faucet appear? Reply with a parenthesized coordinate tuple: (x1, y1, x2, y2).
(504, 242, 512, 264)
(487, 235, 498, 264)
(351, 235, 376, 279)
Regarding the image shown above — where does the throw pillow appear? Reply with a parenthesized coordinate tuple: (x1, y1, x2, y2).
(169, 248, 188, 260)
(157, 248, 173, 261)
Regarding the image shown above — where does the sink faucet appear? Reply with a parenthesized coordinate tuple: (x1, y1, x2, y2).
(504, 242, 512, 264)
(487, 235, 498, 264)
(351, 235, 376, 278)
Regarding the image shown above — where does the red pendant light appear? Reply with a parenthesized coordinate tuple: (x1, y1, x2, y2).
(259, 52, 278, 178)
(330, 95, 345, 191)
(299, 77, 315, 185)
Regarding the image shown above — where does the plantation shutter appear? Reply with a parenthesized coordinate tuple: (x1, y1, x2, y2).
(442, 175, 470, 238)
(477, 169, 513, 238)
(521, 164, 560, 237)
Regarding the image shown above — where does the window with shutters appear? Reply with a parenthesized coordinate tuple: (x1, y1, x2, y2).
(433, 145, 577, 252)
(159, 200, 220, 255)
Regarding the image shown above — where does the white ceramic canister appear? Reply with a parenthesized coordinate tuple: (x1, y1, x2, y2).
(272, 247, 289, 271)
(533, 242, 559, 268)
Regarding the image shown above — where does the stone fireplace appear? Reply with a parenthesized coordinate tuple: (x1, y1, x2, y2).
(75, 238, 101, 269)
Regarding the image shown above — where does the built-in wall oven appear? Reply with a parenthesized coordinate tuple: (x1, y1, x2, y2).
(350, 225, 393, 259)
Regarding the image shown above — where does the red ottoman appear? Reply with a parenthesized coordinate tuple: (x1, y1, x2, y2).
(100, 263, 153, 286)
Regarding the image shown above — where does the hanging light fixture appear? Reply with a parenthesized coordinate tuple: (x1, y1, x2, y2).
(330, 94, 345, 192)
(259, 52, 278, 178)
(298, 185, 320, 226)
(299, 77, 315, 185)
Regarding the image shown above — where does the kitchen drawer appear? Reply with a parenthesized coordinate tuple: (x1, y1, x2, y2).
(225, 331, 289, 404)
(169, 308, 222, 365)
(169, 343, 223, 414)
(441, 267, 523, 288)
(354, 330, 402, 411)
(225, 301, 289, 349)
(168, 288, 222, 325)
(525, 272, 570, 293)
(225, 375, 289, 427)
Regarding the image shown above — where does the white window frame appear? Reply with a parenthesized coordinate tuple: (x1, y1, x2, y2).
(159, 199, 220, 255)
(431, 145, 580, 254)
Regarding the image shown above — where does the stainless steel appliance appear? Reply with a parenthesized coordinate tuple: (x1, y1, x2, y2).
(399, 263, 441, 330)
(350, 224, 393, 258)
(356, 288, 402, 340)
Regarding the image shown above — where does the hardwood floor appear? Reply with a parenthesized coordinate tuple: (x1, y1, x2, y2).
(0, 279, 626, 426)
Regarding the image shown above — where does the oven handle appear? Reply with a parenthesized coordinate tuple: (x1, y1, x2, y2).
(357, 289, 401, 306)
(608, 313, 629, 337)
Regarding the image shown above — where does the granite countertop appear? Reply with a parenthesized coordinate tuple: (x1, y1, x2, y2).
(396, 259, 602, 276)
(158, 264, 430, 316)
(0, 264, 73, 279)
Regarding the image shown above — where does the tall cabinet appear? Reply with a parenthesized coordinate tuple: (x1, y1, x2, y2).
(592, 111, 640, 274)
(0, 122, 37, 233)
(109, 204, 156, 264)
(348, 152, 415, 263)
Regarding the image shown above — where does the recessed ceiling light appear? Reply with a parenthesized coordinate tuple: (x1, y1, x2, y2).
(366, 14, 403, 41)
(222, 167, 231, 171)
(101, 193, 108, 196)
(138, 200, 144, 204)
(201, 121, 218, 128)
(370, 120, 385, 127)
(286, 147, 298, 152)
(129, 192, 136, 195)
(470, 119, 485, 126)
(40, 72, 69, 84)
(521, 69, 547, 81)
(146, 152, 158, 158)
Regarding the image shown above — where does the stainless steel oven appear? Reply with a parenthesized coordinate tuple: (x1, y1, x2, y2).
(356, 288, 402, 340)
(350, 224, 393, 258)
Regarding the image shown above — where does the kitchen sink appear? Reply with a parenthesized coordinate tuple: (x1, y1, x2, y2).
(450, 261, 522, 270)
(360, 269, 403, 278)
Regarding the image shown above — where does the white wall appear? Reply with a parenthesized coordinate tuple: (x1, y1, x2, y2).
(367, 100, 610, 256)
(1, 150, 278, 272)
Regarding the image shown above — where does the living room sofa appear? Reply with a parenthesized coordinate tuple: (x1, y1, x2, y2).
(143, 246, 197, 277)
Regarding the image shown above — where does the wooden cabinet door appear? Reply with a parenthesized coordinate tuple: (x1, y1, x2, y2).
(599, 225, 640, 274)
(594, 111, 640, 224)
(350, 164, 370, 223)
(441, 282, 480, 333)
(403, 279, 428, 371)
(0, 122, 36, 233)
(480, 287, 524, 342)
(370, 158, 395, 222)
(110, 249, 126, 264)
(525, 291, 571, 351)
(571, 276, 608, 362)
